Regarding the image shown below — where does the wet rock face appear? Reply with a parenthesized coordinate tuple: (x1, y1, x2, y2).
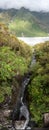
(15, 121, 25, 130)
(43, 113, 49, 127)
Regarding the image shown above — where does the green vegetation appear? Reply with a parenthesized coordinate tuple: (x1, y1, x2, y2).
(27, 42, 49, 126)
(0, 46, 28, 102)
(0, 23, 32, 103)
(0, 8, 49, 36)
(9, 19, 47, 37)
(0, 21, 49, 127)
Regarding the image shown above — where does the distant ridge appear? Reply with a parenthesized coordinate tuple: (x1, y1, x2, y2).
(0, 7, 49, 36)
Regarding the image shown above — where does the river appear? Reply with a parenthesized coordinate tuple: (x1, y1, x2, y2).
(18, 37, 49, 46)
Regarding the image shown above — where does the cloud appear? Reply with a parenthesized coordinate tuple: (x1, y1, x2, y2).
(0, 0, 49, 12)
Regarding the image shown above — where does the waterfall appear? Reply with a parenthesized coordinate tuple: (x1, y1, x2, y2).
(12, 51, 36, 130)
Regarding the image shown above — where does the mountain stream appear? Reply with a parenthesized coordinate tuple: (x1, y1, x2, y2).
(11, 52, 36, 130)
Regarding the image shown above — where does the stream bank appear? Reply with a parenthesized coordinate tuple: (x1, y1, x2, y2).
(0, 51, 49, 130)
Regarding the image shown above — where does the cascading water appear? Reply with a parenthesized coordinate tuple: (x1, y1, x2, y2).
(11, 51, 36, 130)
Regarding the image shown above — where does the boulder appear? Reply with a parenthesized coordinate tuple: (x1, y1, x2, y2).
(3, 109, 12, 118)
(43, 113, 49, 127)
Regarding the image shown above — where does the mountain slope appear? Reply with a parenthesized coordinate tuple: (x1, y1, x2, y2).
(0, 8, 49, 36)
(27, 42, 49, 126)
(0, 23, 32, 103)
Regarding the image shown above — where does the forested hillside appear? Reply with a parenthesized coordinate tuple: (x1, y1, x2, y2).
(27, 42, 49, 126)
(0, 8, 49, 36)
(0, 23, 32, 104)
(0, 22, 49, 127)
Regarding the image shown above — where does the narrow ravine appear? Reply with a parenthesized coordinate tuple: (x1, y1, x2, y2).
(12, 72, 32, 130)
(11, 51, 36, 130)
(0, 52, 36, 130)
(0, 51, 49, 130)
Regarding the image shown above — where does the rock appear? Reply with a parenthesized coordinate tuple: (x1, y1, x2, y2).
(3, 109, 12, 118)
(26, 126, 31, 129)
(0, 123, 2, 130)
(43, 113, 49, 127)
(15, 121, 25, 129)
(0, 108, 13, 130)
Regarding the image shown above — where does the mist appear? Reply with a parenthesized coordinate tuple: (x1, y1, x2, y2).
(0, 0, 49, 12)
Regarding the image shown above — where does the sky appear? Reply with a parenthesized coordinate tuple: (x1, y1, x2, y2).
(0, 0, 49, 12)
